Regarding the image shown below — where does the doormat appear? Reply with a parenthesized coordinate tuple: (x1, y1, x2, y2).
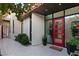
(49, 45, 63, 52)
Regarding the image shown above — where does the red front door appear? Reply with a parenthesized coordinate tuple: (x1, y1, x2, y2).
(52, 17, 64, 46)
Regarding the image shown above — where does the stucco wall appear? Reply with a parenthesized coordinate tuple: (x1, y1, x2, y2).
(23, 17, 30, 39)
(11, 13, 21, 39)
(32, 13, 44, 45)
(4, 13, 21, 39)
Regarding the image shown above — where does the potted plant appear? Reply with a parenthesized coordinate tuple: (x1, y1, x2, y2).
(66, 39, 79, 55)
(42, 36, 47, 46)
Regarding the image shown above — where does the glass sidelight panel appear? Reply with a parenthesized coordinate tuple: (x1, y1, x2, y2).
(46, 20, 52, 44)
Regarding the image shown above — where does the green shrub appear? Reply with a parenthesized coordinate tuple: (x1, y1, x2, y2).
(66, 38, 79, 54)
(15, 33, 30, 45)
(66, 39, 79, 46)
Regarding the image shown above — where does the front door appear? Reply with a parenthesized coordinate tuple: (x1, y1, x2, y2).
(53, 17, 64, 46)
(3, 21, 10, 38)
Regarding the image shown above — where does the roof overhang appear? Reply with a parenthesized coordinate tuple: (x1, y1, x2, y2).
(23, 3, 79, 19)
(33, 3, 79, 15)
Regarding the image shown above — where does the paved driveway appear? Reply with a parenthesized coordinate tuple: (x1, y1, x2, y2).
(0, 38, 68, 56)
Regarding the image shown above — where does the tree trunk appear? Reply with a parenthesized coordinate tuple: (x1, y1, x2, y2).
(21, 22, 23, 33)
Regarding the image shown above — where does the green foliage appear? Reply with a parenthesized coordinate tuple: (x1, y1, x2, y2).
(0, 3, 32, 20)
(15, 33, 30, 45)
(66, 38, 79, 54)
(0, 3, 32, 33)
(0, 3, 31, 15)
(66, 39, 79, 46)
(0, 3, 16, 14)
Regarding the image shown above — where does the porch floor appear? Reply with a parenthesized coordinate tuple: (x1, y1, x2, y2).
(0, 38, 68, 56)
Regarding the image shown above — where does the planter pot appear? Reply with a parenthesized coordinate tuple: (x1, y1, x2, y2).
(43, 42, 47, 46)
(66, 44, 77, 55)
(42, 37, 47, 46)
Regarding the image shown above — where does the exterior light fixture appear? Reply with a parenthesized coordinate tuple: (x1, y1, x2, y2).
(45, 9, 48, 12)
(59, 3, 61, 5)
(28, 3, 31, 6)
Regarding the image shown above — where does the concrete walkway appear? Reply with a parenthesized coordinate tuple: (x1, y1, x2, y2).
(0, 38, 68, 56)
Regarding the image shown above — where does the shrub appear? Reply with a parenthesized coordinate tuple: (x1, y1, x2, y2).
(66, 38, 79, 54)
(15, 33, 30, 45)
(66, 39, 79, 46)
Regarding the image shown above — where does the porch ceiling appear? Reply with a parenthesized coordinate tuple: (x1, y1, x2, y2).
(32, 3, 79, 16)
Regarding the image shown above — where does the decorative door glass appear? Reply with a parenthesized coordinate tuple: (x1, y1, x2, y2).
(53, 17, 64, 46)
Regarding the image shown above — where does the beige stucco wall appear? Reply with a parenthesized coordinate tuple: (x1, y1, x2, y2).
(11, 13, 21, 39)
(4, 13, 21, 39)
(23, 17, 30, 39)
(32, 13, 44, 45)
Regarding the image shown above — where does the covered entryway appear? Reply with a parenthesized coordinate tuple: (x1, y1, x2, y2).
(0, 20, 10, 38)
(29, 3, 79, 47)
(2, 20, 10, 38)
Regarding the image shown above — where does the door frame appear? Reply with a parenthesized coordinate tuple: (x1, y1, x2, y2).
(29, 13, 32, 43)
(52, 17, 65, 47)
(2, 20, 10, 38)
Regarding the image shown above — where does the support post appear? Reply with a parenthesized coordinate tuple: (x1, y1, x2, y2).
(44, 15, 46, 37)
(30, 13, 32, 42)
(63, 10, 65, 47)
(52, 13, 54, 44)
(1, 24, 3, 38)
